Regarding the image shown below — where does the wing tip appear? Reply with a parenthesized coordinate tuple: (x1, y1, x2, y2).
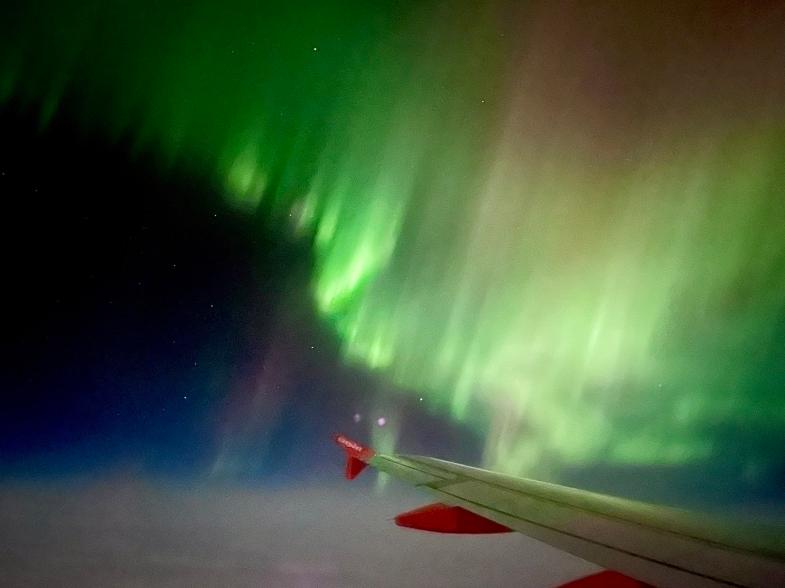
(334, 433, 375, 480)
(557, 571, 653, 587)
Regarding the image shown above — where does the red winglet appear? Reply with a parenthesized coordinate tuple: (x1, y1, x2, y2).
(334, 434, 375, 480)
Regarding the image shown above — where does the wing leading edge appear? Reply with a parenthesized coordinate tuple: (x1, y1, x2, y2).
(335, 435, 785, 588)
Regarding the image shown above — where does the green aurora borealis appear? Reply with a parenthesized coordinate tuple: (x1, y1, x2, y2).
(3, 1, 785, 478)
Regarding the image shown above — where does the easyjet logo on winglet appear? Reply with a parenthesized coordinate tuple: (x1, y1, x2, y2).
(336, 435, 365, 454)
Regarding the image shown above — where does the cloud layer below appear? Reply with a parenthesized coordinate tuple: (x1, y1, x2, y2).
(0, 479, 596, 587)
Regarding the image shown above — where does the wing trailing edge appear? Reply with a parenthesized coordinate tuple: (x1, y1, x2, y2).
(395, 502, 513, 534)
(558, 570, 653, 587)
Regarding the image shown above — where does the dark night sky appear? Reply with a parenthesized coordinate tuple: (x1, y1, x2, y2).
(2, 105, 265, 476)
(2, 100, 782, 502)
(0, 101, 484, 483)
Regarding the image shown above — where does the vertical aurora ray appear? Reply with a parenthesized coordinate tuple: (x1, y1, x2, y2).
(4, 1, 785, 478)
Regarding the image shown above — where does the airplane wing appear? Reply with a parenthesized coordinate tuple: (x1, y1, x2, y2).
(335, 434, 785, 588)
